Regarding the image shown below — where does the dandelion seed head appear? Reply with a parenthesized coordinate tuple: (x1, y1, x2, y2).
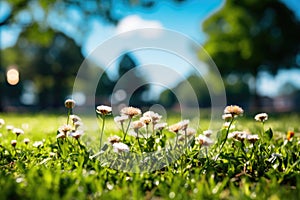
(65, 99, 76, 109)
(70, 115, 81, 123)
(185, 127, 196, 137)
(140, 116, 152, 125)
(169, 192, 176, 199)
(114, 115, 129, 123)
(143, 111, 155, 118)
(0, 118, 5, 127)
(203, 130, 213, 137)
(143, 111, 162, 124)
(236, 132, 248, 141)
(168, 123, 182, 133)
(247, 134, 259, 143)
(13, 128, 24, 136)
(224, 105, 244, 116)
(11, 140, 17, 147)
(23, 138, 30, 145)
(16, 177, 24, 183)
(106, 182, 114, 190)
(49, 152, 56, 157)
(120, 106, 141, 118)
(178, 135, 185, 141)
(128, 130, 139, 138)
(126, 177, 132, 181)
(169, 120, 189, 133)
(56, 132, 66, 139)
(254, 113, 268, 122)
(222, 113, 233, 121)
(96, 105, 112, 115)
(131, 120, 145, 130)
(107, 135, 121, 144)
(113, 142, 129, 153)
(74, 121, 83, 130)
(223, 122, 235, 129)
(6, 125, 14, 131)
(154, 122, 167, 131)
(229, 131, 250, 141)
(58, 124, 72, 135)
(33, 141, 43, 148)
(195, 135, 213, 147)
(228, 131, 239, 139)
(180, 120, 189, 130)
(70, 130, 84, 139)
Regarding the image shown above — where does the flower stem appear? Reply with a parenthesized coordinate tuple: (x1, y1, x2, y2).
(261, 122, 265, 143)
(184, 129, 187, 148)
(123, 117, 132, 141)
(174, 133, 179, 149)
(66, 108, 72, 125)
(217, 117, 234, 157)
(137, 131, 143, 153)
(146, 125, 149, 138)
(121, 122, 125, 135)
(100, 116, 106, 150)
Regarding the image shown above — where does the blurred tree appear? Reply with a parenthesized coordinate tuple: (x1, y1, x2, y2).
(159, 89, 177, 108)
(176, 75, 210, 107)
(96, 72, 115, 98)
(159, 73, 250, 108)
(1, 26, 84, 108)
(201, 0, 300, 103)
(224, 77, 250, 106)
(117, 53, 150, 106)
(158, 75, 210, 108)
(96, 53, 150, 106)
(0, 0, 191, 25)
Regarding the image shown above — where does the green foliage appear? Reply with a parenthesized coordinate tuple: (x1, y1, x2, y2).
(201, 0, 300, 76)
(265, 127, 273, 140)
(0, 111, 299, 199)
(1, 0, 189, 28)
(1, 27, 84, 108)
(159, 74, 212, 108)
(224, 78, 250, 105)
(159, 89, 177, 108)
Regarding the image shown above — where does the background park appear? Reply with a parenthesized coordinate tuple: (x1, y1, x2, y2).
(0, 0, 300, 199)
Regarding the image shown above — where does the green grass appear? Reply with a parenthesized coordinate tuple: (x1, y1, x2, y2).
(0, 111, 300, 200)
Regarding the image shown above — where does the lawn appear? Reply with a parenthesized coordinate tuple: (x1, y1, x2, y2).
(0, 104, 299, 200)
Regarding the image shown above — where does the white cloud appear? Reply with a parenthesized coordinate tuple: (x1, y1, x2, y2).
(116, 15, 163, 38)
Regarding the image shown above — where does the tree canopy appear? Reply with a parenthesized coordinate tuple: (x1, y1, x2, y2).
(201, 0, 300, 76)
(1, 26, 84, 108)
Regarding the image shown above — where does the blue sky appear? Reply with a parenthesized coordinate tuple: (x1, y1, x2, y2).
(1, 0, 300, 98)
(0, 0, 224, 50)
(83, 0, 224, 55)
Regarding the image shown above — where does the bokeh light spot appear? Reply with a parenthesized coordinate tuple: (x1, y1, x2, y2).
(6, 67, 19, 85)
(6, 67, 20, 85)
